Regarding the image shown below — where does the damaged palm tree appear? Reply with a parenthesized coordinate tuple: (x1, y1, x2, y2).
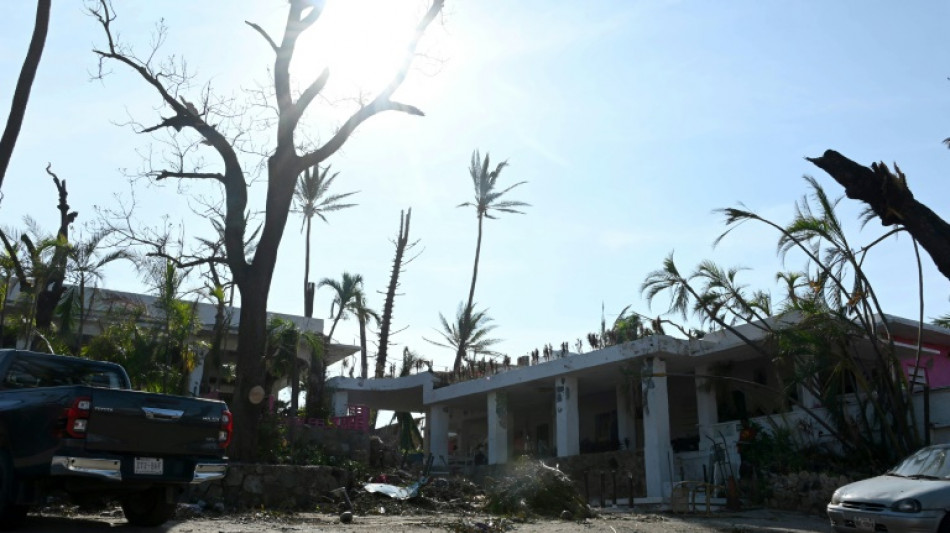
(456, 151, 528, 373)
(376, 208, 418, 379)
(642, 178, 922, 469)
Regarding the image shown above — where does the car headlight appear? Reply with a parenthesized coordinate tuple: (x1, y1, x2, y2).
(830, 490, 841, 505)
(892, 498, 921, 513)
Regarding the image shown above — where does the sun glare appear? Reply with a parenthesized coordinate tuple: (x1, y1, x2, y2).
(293, 0, 430, 97)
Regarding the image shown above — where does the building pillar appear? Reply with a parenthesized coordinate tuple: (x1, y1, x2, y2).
(798, 377, 820, 410)
(453, 411, 463, 457)
(427, 404, 450, 464)
(642, 357, 672, 499)
(488, 391, 510, 464)
(555, 376, 579, 457)
(616, 383, 637, 450)
(695, 364, 718, 452)
(331, 390, 348, 417)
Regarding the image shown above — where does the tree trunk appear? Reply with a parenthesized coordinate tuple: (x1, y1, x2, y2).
(377, 209, 411, 378)
(359, 314, 367, 379)
(808, 149, 950, 281)
(36, 167, 76, 330)
(229, 275, 270, 462)
(73, 279, 87, 356)
(303, 218, 313, 318)
(0, 0, 50, 192)
(0, 275, 10, 346)
(455, 213, 484, 373)
(229, 151, 297, 461)
(306, 313, 341, 419)
(289, 355, 300, 415)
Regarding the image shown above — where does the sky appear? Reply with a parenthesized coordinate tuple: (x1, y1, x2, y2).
(1, 1, 949, 375)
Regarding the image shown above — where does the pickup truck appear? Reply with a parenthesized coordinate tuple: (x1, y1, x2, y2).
(0, 349, 231, 529)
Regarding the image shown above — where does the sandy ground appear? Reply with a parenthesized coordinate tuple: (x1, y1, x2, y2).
(17, 508, 831, 532)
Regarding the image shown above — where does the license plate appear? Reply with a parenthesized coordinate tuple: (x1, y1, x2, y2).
(854, 516, 875, 531)
(133, 457, 163, 475)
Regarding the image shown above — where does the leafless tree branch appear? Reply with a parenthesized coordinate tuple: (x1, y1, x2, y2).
(244, 21, 278, 53)
(299, 0, 444, 169)
(152, 171, 225, 182)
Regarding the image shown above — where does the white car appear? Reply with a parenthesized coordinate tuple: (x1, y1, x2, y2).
(828, 444, 950, 533)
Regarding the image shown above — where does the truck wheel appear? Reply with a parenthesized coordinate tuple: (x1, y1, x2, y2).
(0, 450, 27, 530)
(120, 487, 177, 527)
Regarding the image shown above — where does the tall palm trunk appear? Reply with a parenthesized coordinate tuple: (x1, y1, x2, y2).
(0, 274, 10, 346)
(456, 213, 484, 372)
(465, 213, 485, 314)
(294, 215, 312, 435)
(358, 313, 368, 379)
(307, 311, 342, 418)
(303, 218, 313, 318)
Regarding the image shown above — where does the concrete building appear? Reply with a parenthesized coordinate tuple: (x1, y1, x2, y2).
(329, 314, 950, 501)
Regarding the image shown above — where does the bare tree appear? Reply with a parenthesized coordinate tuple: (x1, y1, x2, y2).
(0, 0, 51, 194)
(35, 165, 76, 330)
(89, 0, 444, 460)
(376, 208, 418, 378)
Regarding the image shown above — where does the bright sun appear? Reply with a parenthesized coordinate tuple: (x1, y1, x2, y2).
(293, 0, 432, 97)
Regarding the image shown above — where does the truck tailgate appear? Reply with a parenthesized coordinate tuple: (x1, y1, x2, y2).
(84, 389, 225, 457)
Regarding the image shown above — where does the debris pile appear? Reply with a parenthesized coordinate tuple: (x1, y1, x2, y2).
(483, 461, 592, 519)
(327, 469, 488, 516)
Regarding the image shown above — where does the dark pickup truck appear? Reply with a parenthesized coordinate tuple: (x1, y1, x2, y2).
(0, 349, 231, 529)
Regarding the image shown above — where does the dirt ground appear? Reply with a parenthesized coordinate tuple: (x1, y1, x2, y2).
(18, 507, 831, 532)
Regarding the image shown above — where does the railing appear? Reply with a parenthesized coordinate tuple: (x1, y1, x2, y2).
(285, 404, 370, 433)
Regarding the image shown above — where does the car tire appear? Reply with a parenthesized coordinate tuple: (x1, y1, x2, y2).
(120, 487, 177, 527)
(0, 449, 28, 531)
(939, 513, 950, 533)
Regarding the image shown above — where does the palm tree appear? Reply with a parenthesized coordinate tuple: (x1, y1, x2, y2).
(347, 289, 379, 379)
(65, 230, 129, 355)
(306, 272, 364, 418)
(264, 317, 300, 400)
(264, 316, 321, 449)
(143, 259, 202, 394)
(0, 238, 19, 345)
(456, 150, 527, 372)
(292, 165, 358, 318)
(640, 178, 922, 468)
(0, 223, 65, 349)
(394, 347, 425, 450)
(427, 302, 501, 376)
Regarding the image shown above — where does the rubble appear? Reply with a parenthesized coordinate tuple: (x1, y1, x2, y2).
(482, 461, 592, 519)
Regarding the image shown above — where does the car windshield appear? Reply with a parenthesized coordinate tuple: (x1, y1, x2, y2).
(888, 447, 950, 479)
(4, 356, 126, 390)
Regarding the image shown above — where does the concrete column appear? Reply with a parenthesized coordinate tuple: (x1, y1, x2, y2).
(555, 376, 579, 457)
(331, 390, 348, 417)
(798, 377, 820, 409)
(695, 364, 718, 452)
(487, 391, 510, 464)
(453, 413, 463, 458)
(427, 404, 450, 464)
(616, 383, 637, 451)
(642, 357, 672, 499)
